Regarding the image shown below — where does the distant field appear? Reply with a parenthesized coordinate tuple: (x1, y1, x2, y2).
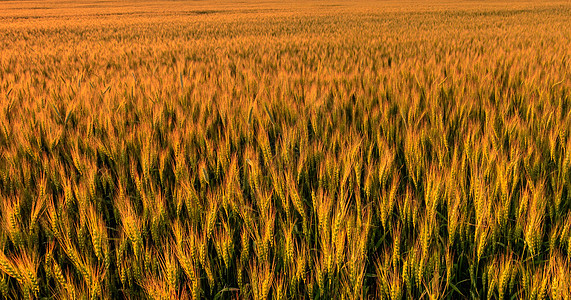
(0, 1, 570, 299)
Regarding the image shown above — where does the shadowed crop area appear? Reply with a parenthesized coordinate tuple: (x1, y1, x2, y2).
(0, 0, 570, 299)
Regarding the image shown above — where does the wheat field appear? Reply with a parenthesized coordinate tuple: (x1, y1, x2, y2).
(0, 0, 570, 299)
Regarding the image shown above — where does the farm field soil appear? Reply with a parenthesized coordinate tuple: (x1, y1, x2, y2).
(0, 0, 571, 299)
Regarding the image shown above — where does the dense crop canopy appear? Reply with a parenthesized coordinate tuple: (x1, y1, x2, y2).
(0, 1, 570, 299)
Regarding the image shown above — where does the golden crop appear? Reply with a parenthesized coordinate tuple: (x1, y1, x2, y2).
(0, 0, 570, 299)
